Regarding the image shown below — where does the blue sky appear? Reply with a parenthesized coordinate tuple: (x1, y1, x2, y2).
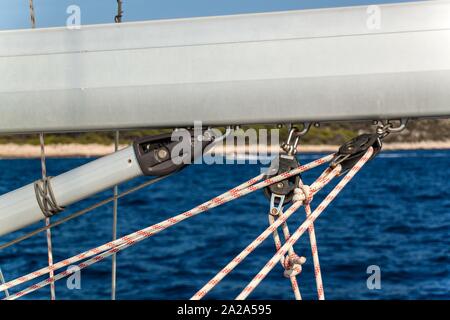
(0, 0, 417, 30)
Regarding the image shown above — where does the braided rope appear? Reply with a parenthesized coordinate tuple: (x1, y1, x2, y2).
(235, 148, 374, 300)
(267, 183, 314, 299)
(0, 176, 170, 251)
(1, 154, 333, 298)
(297, 179, 325, 300)
(266, 193, 303, 299)
(0, 176, 259, 297)
(299, 167, 335, 299)
(268, 209, 304, 300)
(191, 166, 339, 300)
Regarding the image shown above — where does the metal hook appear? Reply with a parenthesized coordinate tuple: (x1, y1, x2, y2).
(282, 123, 312, 155)
(376, 118, 408, 138)
(293, 122, 312, 137)
(386, 118, 409, 133)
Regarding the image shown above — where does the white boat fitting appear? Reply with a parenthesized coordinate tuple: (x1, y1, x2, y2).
(0, 0, 450, 134)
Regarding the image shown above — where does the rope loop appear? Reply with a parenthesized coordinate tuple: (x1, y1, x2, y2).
(34, 177, 64, 218)
(293, 185, 312, 205)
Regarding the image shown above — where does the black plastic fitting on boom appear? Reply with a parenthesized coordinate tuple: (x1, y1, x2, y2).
(330, 133, 382, 175)
(133, 130, 214, 177)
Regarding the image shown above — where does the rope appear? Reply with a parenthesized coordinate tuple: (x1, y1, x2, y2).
(268, 197, 304, 300)
(298, 177, 325, 300)
(1, 154, 333, 298)
(235, 148, 374, 300)
(111, 131, 119, 300)
(191, 166, 340, 300)
(279, 168, 332, 300)
(3, 173, 268, 299)
(1, 148, 371, 300)
(39, 133, 56, 300)
(268, 177, 324, 300)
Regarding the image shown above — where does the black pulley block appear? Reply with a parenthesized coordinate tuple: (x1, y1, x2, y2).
(263, 155, 300, 205)
(330, 133, 382, 175)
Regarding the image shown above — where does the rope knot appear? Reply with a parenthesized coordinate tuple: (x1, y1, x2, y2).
(293, 185, 313, 205)
(283, 254, 306, 278)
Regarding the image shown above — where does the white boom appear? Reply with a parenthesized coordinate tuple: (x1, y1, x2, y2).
(0, 1, 450, 134)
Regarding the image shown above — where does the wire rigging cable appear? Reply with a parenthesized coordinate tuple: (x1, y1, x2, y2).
(28, 0, 36, 28)
(111, 131, 119, 300)
(38, 133, 56, 300)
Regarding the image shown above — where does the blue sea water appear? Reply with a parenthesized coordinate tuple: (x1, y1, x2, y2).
(0, 150, 449, 300)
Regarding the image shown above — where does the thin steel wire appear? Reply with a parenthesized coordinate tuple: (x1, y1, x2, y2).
(0, 267, 9, 297)
(111, 131, 119, 300)
(29, 0, 36, 28)
(39, 133, 56, 300)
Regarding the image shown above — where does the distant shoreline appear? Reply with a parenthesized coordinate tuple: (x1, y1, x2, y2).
(1, 141, 450, 159)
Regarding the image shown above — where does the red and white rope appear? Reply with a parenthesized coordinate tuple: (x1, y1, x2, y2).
(303, 202, 324, 300)
(298, 179, 325, 300)
(191, 166, 340, 300)
(235, 148, 374, 300)
(1, 154, 334, 298)
(266, 172, 328, 300)
(300, 167, 336, 299)
(268, 210, 303, 300)
(0, 174, 262, 297)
